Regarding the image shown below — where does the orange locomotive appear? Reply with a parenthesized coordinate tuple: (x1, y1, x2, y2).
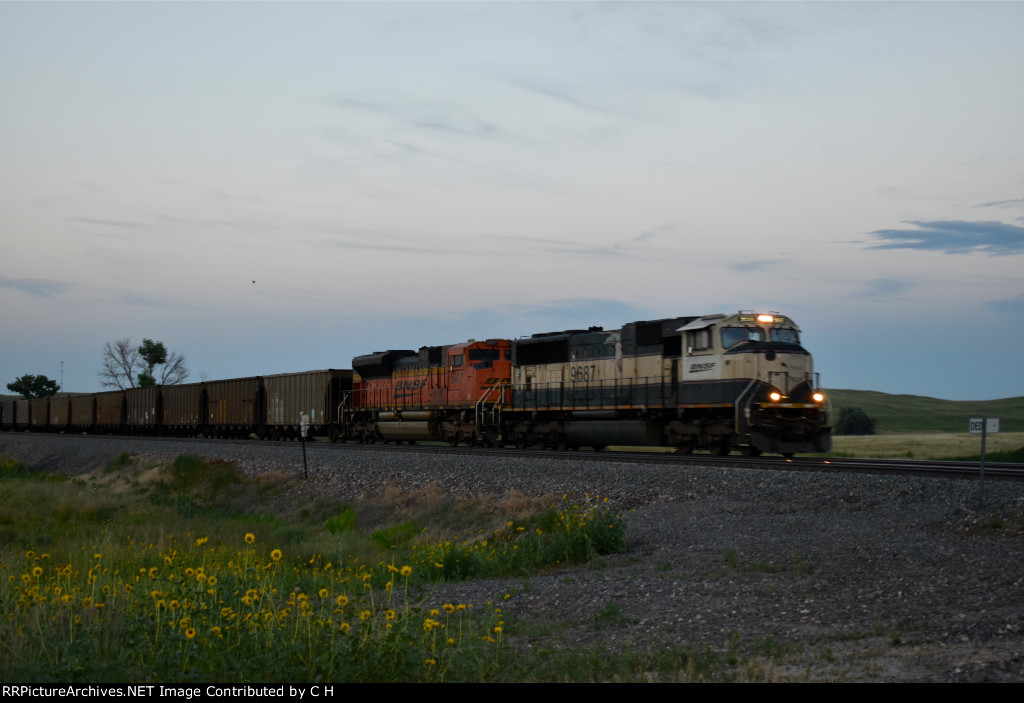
(348, 338, 511, 447)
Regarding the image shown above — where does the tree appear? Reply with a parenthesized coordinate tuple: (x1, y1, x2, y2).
(7, 374, 61, 399)
(98, 337, 189, 389)
(834, 406, 877, 435)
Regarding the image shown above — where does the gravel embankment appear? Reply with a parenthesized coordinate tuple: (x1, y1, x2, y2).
(3, 433, 1024, 682)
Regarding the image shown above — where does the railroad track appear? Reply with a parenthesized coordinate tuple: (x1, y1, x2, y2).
(14, 432, 1024, 481)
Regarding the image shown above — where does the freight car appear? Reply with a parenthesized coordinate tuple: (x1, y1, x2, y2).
(3, 370, 353, 440)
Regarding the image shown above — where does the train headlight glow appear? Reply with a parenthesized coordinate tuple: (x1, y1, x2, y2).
(769, 391, 782, 402)
(757, 314, 774, 323)
(812, 392, 825, 403)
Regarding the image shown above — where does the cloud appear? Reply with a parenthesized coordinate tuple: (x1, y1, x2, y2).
(973, 197, 1024, 209)
(867, 220, 1024, 256)
(0, 277, 71, 298)
(987, 294, 1024, 316)
(861, 278, 911, 301)
(730, 259, 784, 272)
(632, 222, 681, 244)
(77, 217, 147, 230)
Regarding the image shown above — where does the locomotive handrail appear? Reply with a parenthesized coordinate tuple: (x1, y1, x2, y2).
(337, 392, 351, 439)
(473, 380, 506, 429)
(515, 376, 667, 412)
(733, 379, 759, 443)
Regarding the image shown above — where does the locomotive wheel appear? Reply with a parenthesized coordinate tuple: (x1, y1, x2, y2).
(675, 443, 693, 455)
(781, 452, 795, 458)
(514, 436, 527, 450)
(714, 442, 731, 456)
(740, 446, 762, 457)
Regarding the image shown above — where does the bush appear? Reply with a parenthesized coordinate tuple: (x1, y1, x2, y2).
(834, 407, 877, 435)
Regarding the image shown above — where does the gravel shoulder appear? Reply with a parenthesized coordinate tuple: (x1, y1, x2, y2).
(3, 433, 1024, 682)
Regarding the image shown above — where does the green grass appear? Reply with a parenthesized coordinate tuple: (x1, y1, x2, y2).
(0, 453, 629, 682)
(825, 389, 1023, 434)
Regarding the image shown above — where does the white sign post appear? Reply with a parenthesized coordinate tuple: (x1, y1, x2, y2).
(969, 417, 999, 508)
(300, 413, 310, 480)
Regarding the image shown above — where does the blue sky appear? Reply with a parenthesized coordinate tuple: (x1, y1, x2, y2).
(2, 1, 1023, 401)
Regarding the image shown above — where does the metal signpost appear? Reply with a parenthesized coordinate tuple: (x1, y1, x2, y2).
(969, 417, 999, 509)
(300, 413, 310, 480)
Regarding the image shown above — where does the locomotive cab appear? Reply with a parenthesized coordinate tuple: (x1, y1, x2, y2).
(678, 312, 830, 454)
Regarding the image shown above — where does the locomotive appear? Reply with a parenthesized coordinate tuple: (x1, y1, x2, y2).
(350, 311, 830, 456)
(2, 311, 831, 456)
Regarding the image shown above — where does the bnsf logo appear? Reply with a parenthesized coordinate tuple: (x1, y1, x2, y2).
(395, 379, 427, 391)
(689, 362, 716, 373)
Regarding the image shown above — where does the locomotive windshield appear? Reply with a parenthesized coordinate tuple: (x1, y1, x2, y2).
(721, 326, 801, 348)
(770, 328, 800, 344)
(468, 349, 502, 362)
(721, 327, 764, 348)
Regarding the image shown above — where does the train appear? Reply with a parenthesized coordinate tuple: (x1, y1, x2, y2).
(1, 311, 831, 456)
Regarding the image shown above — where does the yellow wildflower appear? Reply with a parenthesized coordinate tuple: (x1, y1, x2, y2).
(245, 533, 255, 544)
(271, 549, 282, 561)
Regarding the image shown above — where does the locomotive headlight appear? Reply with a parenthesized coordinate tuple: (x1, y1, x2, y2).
(757, 314, 774, 323)
(812, 392, 825, 403)
(769, 391, 782, 402)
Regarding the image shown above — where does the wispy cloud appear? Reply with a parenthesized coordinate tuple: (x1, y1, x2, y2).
(730, 259, 784, 272)
(0, 277, 71, 298)
(974, 197, 1024, 209)
(987, 294, 1024, 315)
(861, 278, 911, 301)
(633, 222, 681, 244)
(77, 217, 147, 230)
(867, 220, 1024, 256)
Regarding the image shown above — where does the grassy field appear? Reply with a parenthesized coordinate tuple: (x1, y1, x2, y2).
(829, 431, 1024, 461)
(825, 389, 1023, 434)
(4, 452, 731, 683)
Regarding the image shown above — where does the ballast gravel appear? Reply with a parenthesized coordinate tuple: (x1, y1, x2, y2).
(3, 433, 1024, 682)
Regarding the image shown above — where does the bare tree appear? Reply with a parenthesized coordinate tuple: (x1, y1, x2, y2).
(98, 338, 140, 390)
(98, 337, 189, 389)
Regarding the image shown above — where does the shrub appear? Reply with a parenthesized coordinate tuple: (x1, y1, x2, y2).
(834, 407, 877, 435)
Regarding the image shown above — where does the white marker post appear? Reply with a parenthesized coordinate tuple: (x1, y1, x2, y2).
(300, 413, 310, 480)
(969, 417, 999, 509)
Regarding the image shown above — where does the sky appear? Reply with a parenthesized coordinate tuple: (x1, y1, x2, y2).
(2, 1, 1023, 402)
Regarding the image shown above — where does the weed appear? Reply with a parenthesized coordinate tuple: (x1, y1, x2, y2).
(325, 507, 358, 534)
(594, 600, 631, 628)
